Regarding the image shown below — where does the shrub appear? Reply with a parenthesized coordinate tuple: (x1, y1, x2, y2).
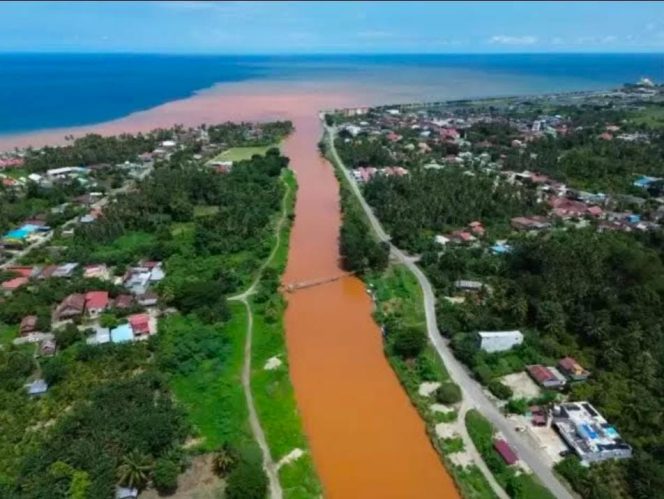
(488, 380, 513, 400)
(153, 458, 179, 494)
(435, 381, 462, 404)
(506, 398, 529, 415)
(225, 458, 267, 499)
(392, 326, 426, 359)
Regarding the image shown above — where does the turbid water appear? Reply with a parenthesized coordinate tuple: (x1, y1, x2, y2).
(0, 80, 461, 497)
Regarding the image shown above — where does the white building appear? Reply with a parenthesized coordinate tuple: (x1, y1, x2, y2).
(478, 330, 523, 353)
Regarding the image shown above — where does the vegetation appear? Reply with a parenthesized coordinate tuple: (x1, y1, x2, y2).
(0, 121, 302, 498)
(465, 410, 556, 499)
(435, 381, 462, 405)
(363, 168, 541, 252)
(368, 265, 497, 499)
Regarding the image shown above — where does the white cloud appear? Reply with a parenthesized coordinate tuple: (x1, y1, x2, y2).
(489, 35, 538, 45)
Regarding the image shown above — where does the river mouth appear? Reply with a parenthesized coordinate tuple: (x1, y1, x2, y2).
(0, 81, 459, 498)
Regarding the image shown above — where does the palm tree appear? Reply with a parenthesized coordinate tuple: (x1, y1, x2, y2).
(212, 444, 237, 477)
(116, 450, 152, 490)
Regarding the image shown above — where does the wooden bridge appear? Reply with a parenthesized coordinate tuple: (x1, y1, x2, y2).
(283, 272, 353, 293)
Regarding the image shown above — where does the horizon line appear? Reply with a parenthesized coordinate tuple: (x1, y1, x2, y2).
(1, 51, 663, 57)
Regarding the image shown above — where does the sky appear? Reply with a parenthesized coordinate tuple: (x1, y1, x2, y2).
(1, 1, 664, 54)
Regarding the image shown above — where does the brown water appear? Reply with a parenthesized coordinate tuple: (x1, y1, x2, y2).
(0, 83, 459, 499)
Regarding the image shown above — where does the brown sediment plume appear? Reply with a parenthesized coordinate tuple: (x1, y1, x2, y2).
(1, 82, 459, 498)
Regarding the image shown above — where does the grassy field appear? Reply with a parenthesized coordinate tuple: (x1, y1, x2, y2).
(629, 105, 664, 128)
(209, 144, 278, 163)
(367, 265, 497, 499)
(249, 169, 322, 498)
(167, 308, 253, 452)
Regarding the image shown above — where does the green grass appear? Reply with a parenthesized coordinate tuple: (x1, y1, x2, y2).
(168, 308, 253, 452)
(248, 169, 322, 498)
(629, 105, 664, 128)
(0, 323, 17, 346)
(90, 231, 156, 264)
(210, 144, 278, 163)
(367, 265, 496, 499)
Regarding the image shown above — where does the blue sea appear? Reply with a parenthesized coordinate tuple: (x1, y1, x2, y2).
(0, 53, 662, 135)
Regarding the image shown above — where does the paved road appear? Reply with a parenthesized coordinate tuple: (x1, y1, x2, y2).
(325, 121, 573, 499)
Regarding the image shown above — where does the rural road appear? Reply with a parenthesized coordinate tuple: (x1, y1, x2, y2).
(228, 174, 293, 499)
(324, 121, 573, 499)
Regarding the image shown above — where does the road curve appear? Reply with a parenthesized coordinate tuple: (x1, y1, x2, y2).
(324, 120, 573, 499)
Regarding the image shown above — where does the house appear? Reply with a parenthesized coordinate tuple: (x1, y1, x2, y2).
(20, 315, 39, 336)
(549, 197, 592, 219)
(511, 216, 551, 231)
(434, 235, 450, 246)
(527, 364, 567, 389)
(478, 330, 523, 353)
(113, 294, 135, 309)
(469, 221, 485, 237)
(558, 357, 590, 381)
(85, 291, 109, 318)
(129, 313, 152, 337)
(493, 439, 518, 465)
(39, 339, 57, 357)
(54, 293, 86, 321)
(37, 265, 59, 280)
(137, 291, 158, 307)
(449, 230, 477, 245)
(552, 402, 632, 463)
(2, 276, 29, 292)
(51, 263, 78, 278)
(84, 264, 111, 281)
(116, 486, 139, 499)
(25, 379, 48, 397)
(454, 280, 485, 292)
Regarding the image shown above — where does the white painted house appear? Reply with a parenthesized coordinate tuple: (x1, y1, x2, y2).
(478, 330, 523, 353)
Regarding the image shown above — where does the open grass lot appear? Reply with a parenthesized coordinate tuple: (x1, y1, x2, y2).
(0, 323, 17, 346)
(630, 105, 664, 128)
(249, 170, 322, 498)
(168, 308, 252, 452)
(209, 144, 278, 163)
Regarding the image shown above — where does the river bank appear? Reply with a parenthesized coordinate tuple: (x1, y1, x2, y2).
(0, 82, 460, 497)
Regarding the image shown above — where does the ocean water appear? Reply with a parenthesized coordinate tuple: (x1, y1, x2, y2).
(0, 53, 662, 135)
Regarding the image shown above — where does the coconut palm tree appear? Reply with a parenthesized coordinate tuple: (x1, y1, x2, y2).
(116, 450, 152, 490)
(212, 444, 237, 477)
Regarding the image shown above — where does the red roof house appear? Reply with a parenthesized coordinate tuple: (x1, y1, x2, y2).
(55, 293, 86, 321)
(113, 294, 134, 309)
(128, 313, 151, 336)
(2, 276, 29, 292)
(6, 266, 35, 278)
(20, 315, 39, 336)
(494, 439, 518, 465)
(85, 291, 109, 317)
(527, 364, 566, 389)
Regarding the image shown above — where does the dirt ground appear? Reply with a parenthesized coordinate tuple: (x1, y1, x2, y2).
(500, 372, 542, 399)
(140, 454, 224, 499)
